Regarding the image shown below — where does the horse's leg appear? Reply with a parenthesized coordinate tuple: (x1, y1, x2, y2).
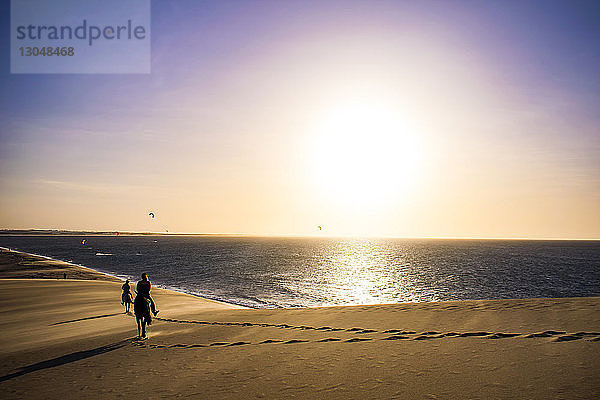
(137, 317, 141, 338)
(141, 319, 146, 338)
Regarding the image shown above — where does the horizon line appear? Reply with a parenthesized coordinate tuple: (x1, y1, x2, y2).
(1, 228, 598, 241)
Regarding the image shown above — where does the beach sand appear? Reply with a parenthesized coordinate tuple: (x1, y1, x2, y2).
(0, 248, 598, 399)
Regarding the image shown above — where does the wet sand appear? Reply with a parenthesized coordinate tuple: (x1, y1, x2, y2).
(0, 248, 598, 399)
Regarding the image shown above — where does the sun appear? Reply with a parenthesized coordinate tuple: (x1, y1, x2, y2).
(310, 100, 422, 210)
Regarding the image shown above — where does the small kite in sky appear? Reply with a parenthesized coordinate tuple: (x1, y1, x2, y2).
(148, 210, 169, 232)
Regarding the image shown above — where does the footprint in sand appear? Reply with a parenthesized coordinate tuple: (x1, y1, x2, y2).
(414, 334, 444, 340)
(487, 333, 521, 339)
(384, 329, 416, 334)
(525, 331, 565, 338)
(382, 335, 410, 340)
(318, 338, 341, 342)
(575, 332, 600, 337)
(458, 332, 492, 337)
(260, 339, 284, 344)
(345, 337, 372, 342)
(296, 326, 315, 330)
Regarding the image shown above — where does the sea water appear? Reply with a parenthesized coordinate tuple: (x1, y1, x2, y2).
(1, 235, 598, 308)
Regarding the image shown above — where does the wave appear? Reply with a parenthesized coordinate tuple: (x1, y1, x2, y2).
(95, 252, 113, 256)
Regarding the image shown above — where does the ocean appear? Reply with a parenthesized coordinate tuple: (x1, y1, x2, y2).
(1, 235, 599, 308)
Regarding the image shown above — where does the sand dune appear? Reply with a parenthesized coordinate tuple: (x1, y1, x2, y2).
(0, 249, 598, 399)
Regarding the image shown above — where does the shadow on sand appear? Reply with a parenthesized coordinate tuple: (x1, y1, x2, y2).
(0, 340, 127, 382)
(51, 313, 122, 325)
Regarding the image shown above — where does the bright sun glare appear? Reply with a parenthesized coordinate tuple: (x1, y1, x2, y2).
(310, 101, 422, 211)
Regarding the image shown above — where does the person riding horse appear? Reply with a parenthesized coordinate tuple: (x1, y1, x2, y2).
(136, 273, 159, 316)
(122, 280, 131, 299)
(121, 279, 133, 313)
(133, 273, 159, 338)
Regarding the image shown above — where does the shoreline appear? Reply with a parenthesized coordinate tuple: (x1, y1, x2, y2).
(0, 247, 246, 309)
(0, 246, 122, 279)
(0, 246, 122, 282)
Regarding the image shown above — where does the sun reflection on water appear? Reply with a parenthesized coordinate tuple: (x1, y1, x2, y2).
(314, 239, 433, 306)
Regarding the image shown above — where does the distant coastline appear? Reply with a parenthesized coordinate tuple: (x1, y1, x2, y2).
(0, 229, 598, 241)
(0, 229, 202, 236)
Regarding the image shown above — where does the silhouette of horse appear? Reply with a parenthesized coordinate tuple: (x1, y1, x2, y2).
(121, 291, 133, 313)
(133, 295, 152, 338)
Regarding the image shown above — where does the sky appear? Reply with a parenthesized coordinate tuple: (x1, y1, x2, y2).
(0, 0, 599, 238)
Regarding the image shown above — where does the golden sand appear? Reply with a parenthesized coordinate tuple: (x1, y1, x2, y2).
(0, 249, 598, 399)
